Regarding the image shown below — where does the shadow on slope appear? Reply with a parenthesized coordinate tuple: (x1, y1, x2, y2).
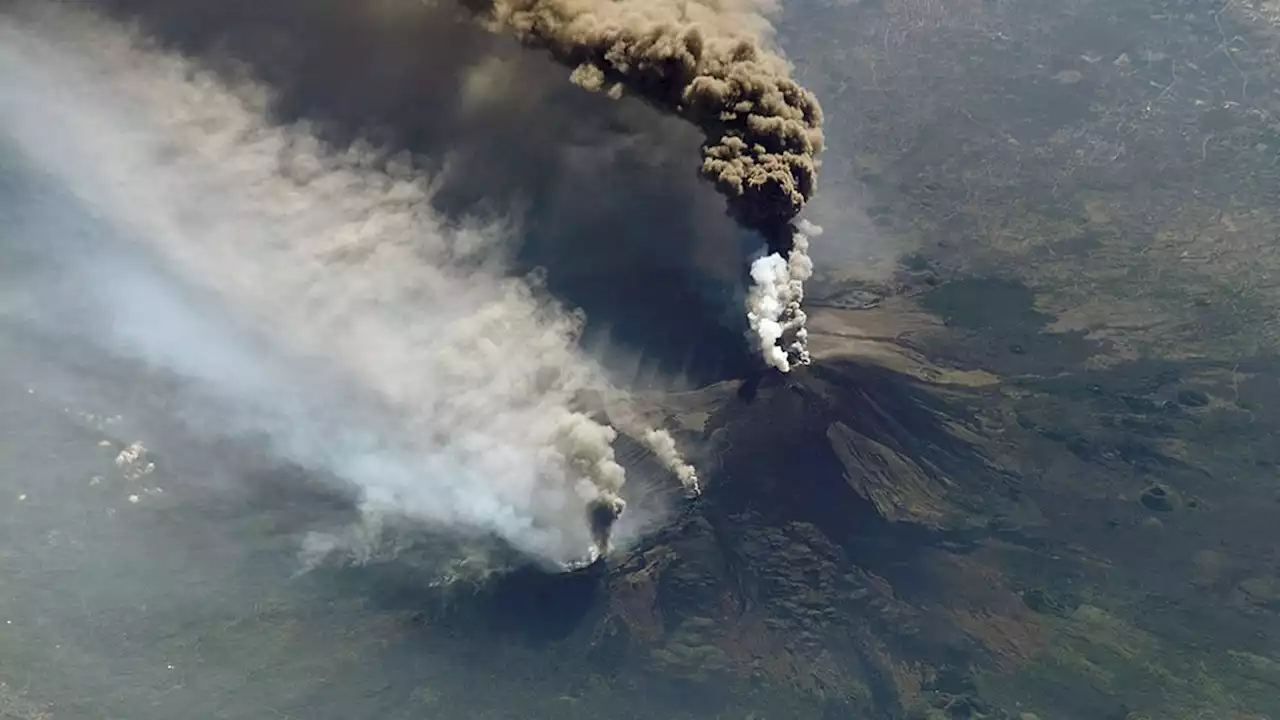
(300, 357, 1025, 718)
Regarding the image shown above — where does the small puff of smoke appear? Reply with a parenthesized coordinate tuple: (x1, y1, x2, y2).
(641, 428, 700, 495)
(595, 390, 701, 496)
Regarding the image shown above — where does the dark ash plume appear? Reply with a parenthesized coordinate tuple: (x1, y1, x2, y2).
(471, 0, 826, 370)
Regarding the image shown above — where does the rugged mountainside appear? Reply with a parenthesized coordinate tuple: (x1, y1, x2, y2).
(592, 358, 1014, 717)
(376, 295, 1280, 720)
(359, 310, 1037, 719)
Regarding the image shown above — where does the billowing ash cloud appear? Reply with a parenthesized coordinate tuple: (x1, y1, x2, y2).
(471, 0, 826, 370)
(82, 0, 825, 373)
(747, 219, 819, 371)
(86, 0, 761, 385)
(0, 3, 698, 570)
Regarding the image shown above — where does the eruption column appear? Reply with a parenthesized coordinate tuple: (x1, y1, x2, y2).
(471, 0, 826, 371)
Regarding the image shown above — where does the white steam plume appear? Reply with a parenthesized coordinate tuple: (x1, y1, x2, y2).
(747, 220, 820, 373)
(0, 3, 696, 569)
(641, 429, 701, 496)
(597, 394, 701, 496)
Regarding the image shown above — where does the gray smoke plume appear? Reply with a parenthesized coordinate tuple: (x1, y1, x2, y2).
(471, 0, 827, 371)
(77, 0, 822, 373)
(84, 0, 760, 385)
(596, 392, 701, 495)
(0, 3, 698, 569)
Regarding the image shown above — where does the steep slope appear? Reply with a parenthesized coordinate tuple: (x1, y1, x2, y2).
(359, 331, 1036, 718)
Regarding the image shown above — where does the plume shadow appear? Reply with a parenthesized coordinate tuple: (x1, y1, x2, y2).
(85, 0, 760, 384)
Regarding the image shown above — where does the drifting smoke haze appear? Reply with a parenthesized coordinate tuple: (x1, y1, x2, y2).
(87, 0, 761, 385)
(0, 3, 700, 570)
(1, 0, 825, 571)
(88, 0, 826, 373)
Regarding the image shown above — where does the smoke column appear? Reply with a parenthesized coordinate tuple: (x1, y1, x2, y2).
(0, 3, 697, 569)
(468, 0, 826, 371)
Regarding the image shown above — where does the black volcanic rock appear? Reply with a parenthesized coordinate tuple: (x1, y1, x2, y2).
(553, 360, 1026, 715)
(298, 356, 1037, 717)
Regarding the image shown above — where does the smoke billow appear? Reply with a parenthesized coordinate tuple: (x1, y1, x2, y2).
(744, 220, 816, 371)
(471, 0, 826, 371)
(80, 0, 825, 373)
(83, 0, 759, 387)
(0, 4, 698, 569)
